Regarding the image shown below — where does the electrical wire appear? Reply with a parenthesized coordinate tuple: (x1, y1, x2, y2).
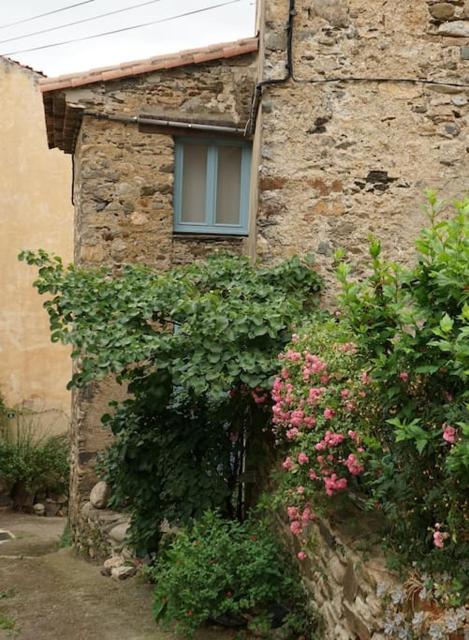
(2, 0, 246, 56)
(0, 0, 169, 46)
(0, 0, 99, 31)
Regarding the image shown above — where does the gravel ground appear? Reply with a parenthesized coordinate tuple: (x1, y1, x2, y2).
(0, 511, 234, 640)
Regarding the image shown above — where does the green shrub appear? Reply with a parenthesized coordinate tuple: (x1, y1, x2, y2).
(0, 422, 69, 496)
(21, 252, 322, 553)
(148, 511, 314, 638)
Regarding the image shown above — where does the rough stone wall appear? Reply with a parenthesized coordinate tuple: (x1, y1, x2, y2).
(256, 0, 469, 290)
(281, 511, 468, 640)
(281, 514, 398, 640)
(66, 54, 256, 536)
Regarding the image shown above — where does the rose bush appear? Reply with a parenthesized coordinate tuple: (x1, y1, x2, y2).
(274, 196, 468, 597)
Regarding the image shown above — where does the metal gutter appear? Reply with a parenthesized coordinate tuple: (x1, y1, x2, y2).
(82, 109, 247, 136)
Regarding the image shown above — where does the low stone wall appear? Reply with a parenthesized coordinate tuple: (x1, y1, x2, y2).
(72, 482, 129, 560)
(280, 513, 396, 640)
(75, 481, 469, 635)
(0, 478, 68, 517)
(72, 481, 141, 580)
(280, 509, 468, 640)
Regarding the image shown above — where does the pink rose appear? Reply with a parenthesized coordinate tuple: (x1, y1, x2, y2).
(287, 506, 299, 520)
(297, 551, 307, 561)
(442, 424, 458, 444)
(323, 474, 348, 496)
(297, 486, 305, 495)
(324, 432, 345, 447)
(301, 507, 314, 523)
(399, 372, 409, 383)
(282, 457, 293, 471)
(433, 531, 445, 549)
(360, 371, 372, 385)
(323, 408, 336, 420)
(308, 469, 319, 481)
(298, 452, 309, 465)
(290, 410, 305, 427)
(344, 453, 364, 476)
(290, 521, 302, 536)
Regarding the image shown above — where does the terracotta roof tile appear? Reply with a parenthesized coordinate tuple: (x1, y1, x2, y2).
(39, 37, 258, 94)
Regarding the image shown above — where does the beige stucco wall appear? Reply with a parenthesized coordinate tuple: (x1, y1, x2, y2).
(0, 58, 73, 435)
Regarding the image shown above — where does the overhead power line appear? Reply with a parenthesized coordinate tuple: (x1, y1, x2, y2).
(0, 0, 168, 46)
(0, 0, 99, 31)
(2, 0, 245, 56)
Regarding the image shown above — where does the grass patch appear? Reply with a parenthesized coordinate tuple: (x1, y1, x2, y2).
(59, 523, 71, 549)
(0, 612, 16, 631)
(0, 589, 16, 600)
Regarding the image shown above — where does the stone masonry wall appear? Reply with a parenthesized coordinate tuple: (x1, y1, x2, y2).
(281, 512, 398, 640)
(66, 53, 257, 537)
(282, 510, 468, 640)
(256, 0, 469, 292)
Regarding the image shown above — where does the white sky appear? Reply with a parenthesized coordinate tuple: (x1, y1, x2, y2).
(0, 0, 256, 77)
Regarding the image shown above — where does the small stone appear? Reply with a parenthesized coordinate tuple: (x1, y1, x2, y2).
(343, 561, 359, 603)
(329, 555, 347, 583)
(104, 555, 125, 570)
(111, 564, 137, 581)
(33, 503, 45, 516)
(438, 20, 469, 37)
(452, 94, 468, 105)
(317, 241, 332, 256)
(90, 481, 111, 509)
(101, 555, 124, 576)
(461, 46, 469, 60)
(343, 601, 372, 640)
(429, 3, 455, 20)
(109, 522, 130, 544)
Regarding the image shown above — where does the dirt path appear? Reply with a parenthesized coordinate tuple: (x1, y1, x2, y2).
(0, 512, 234, 640)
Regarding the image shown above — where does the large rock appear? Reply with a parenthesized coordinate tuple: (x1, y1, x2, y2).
(90, 481, 111, 509)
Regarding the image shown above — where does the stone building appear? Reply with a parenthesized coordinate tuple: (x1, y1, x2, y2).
(40, 37, 259, 537)
(40, 1, 469, 635)
(0, 57, 73, 436)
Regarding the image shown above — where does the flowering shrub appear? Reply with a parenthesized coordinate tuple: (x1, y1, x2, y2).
(275, 197, 469, 596)
(272, 322, 378, 543)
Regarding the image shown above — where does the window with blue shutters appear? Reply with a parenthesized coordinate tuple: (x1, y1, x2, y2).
(174, 138, 251, 235)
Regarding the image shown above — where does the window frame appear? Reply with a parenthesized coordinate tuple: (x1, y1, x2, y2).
(173, 136, 251, 236)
